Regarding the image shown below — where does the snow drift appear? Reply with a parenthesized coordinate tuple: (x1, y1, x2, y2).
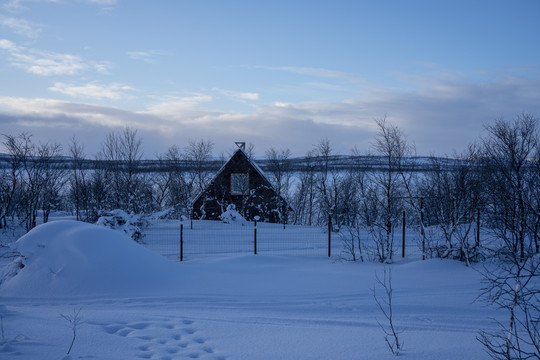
(0, 220, 178, 297)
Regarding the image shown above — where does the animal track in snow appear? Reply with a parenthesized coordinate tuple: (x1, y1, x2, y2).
(103, 324, 124, 334)
(98, 318, 224, 360)
(130, 322, 151, 330)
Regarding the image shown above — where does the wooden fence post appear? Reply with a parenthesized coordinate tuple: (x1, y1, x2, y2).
(180, 223, 183, 262)
(254, 219, 257, 255)
(190, 204, 193, 230)
(402, 210, 406, 258)
(476, 208, 480, 248)
(328, 213, 332, 258)
(421, 197, 425, 260)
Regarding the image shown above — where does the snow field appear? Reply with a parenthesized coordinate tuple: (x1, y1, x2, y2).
(0, 220, 501, 359)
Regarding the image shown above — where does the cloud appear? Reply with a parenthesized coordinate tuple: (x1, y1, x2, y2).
(0, 39, 16, 50)
(84, 0, 118, 4)
(0, 15, 43, 38)
(254, 65, 363, 82)
(214, 88, 260, 102)
(94, 61, 113, 74)
(0, 39, 86, 75)
(3, 0, 61, 11)
(127, 50, 168, 64)
(0, 97, 155, 131)
(3, 0, 116, 10)
(128, 51, 153, 61)
(48, 82, 136, 100)
(145, 95, 214, 116)
(1, 76, 539, 157)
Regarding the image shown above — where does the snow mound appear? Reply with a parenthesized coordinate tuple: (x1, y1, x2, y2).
(219, 204, 247, 225)
(0, 220, 177, 298)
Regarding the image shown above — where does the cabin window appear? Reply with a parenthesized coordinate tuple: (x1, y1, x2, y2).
(231, 173, 248, 195)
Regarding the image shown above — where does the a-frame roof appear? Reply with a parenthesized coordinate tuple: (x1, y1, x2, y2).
(192, 147, 289, 206)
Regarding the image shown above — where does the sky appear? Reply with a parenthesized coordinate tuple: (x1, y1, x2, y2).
(0, 0, 539, 158)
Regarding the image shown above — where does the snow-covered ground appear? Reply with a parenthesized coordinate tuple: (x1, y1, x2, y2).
(0, 219, 501, 359)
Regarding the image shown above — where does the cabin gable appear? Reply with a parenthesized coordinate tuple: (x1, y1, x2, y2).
(192, 148, 290, 223)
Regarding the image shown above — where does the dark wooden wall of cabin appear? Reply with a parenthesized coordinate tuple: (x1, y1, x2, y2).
(192, 150, 289, 223)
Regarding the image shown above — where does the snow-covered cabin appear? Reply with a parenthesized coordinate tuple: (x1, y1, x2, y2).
(192, 143, 291, 223)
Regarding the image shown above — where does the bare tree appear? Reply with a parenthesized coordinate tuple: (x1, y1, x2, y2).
(0, 134, 68, 230)
(370, 118, 405, 262)
(100, 131, 122, 208)
(164, 145, 191, 216)
(482, 113, 539, 260)
(478, 255, 540, 359)
(68, 137, 86, 221)
(151, 153, 173, 211)
(38, 141, 66, 224)
(373, 267, 402, 355)
(99, 128, 148, 214)
(421, 146, 484, 264)
(265, 147, 292, 224)
(313, 139, 343, 228)
(528, 146, 540, 253)
(339, 218, 364, 262)
(5, 133, 40, 231)
(477, 113, 540, 360)
(87, 154, 108, 222)
(59, 307, 83, 356)
(3, 134, 49, 230)
(68, 137, 96, 222)
(118, 128, 147, 213)
(265, 147, 292, 198)
(0, 135, 23, 229)
(338, 146, 368, 261)
(291, 150, 317, 225)
(184, 139, 214, 197)
(245, 142, 256, 159)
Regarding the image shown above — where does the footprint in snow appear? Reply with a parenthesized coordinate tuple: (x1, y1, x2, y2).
(129, 322, 151, 330)
(103, 324, 124, 334)
(101, 318, 221, 359)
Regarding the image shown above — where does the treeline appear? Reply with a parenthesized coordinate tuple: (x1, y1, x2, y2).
(1, 114, 540, 263)
(0, 129, 215, 231)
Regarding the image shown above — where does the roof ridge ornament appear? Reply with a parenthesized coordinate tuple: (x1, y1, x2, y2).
(235, 142, 246, 150)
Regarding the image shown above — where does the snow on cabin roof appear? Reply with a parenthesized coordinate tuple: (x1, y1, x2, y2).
(207, 147, 268, 185)
(238, 147, 267, 177)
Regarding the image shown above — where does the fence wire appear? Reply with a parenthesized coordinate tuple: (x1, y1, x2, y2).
(142, 219, 429, 262)
(143, 220, 337, 261)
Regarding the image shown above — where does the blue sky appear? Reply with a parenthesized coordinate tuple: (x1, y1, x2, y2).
(1, 0, 539, 157)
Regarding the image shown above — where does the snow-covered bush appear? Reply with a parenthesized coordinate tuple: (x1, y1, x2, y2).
(96, 210, 147, 243)
(0, 255, 24, 287)
(149, 207, 191, 221)
(219, 204, 246, 225)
